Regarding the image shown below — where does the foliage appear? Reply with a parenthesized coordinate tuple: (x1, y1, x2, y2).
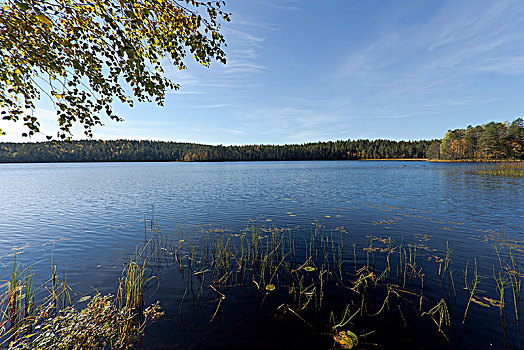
(0, 0, 229, 139)
(438, 118, 524, 160)
(0, 138, 434, 162)
(7, 295, 163, 350)
(0, 255, 162, 349)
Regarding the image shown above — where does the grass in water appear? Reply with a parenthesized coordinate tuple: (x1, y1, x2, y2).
(2, 216, 522, 348)
(0, 252, 163, 349)
(137, 217, 521, 347)
(477, 161, 524, 177)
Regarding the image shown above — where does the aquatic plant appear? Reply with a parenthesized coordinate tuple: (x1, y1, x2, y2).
(0, 253, 163, 349)
(422, 299, 450, 340)
(139, 218, 523, 347)
(477, 161, 524, 177)
(6, 294, 163, 350)
(3, 216, 522, 348)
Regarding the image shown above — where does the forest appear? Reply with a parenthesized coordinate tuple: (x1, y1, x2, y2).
(0, 139, 431, 162)
(433, 118, 524, 160)
(0, 118, 522, 163)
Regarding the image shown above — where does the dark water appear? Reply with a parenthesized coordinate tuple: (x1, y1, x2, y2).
(1, 161, 523, 348)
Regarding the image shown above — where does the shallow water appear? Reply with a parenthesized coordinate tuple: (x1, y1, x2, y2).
(1, 161, 523, 348)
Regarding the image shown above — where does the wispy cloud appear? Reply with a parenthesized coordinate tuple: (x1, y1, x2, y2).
(165, 90, 206, 95)
(332, 0, 524, 121)
(260, 0, 302, 12)
(224, 62, 267, 74)
(265, 4, 301, 11)
(198, 104, 231, 109)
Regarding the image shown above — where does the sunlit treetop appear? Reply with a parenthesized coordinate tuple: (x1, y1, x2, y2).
(0, 0, 230, 139)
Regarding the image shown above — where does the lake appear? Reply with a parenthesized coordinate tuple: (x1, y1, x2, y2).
(1, 161, 523, 348)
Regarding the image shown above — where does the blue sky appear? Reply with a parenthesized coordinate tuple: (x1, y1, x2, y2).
(3, 0, 524, 144)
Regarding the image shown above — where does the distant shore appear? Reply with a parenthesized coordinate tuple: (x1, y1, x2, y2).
(427, 159, 523, 163)
(1, 138, 522, 163)
(2, 159, 523, 165)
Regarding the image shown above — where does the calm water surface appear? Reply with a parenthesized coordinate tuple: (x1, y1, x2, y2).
(1, 161, 523, 348)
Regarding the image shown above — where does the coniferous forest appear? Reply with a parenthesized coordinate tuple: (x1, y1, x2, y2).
(0, 118, 522, 163)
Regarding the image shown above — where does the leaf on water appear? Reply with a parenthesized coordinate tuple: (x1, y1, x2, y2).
(265, 284, 276, 291)
(304, 266, 315, 272)
(78, 295, 91, 303)
(334, 330, 358, 349)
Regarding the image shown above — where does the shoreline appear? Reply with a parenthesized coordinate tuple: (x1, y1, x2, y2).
(1, 158, 523, 165)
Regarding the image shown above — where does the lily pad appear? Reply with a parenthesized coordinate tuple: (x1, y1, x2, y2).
(304, 266, 316, 272)
(265, 284, 276, 291)
(334, 330, 358, 349)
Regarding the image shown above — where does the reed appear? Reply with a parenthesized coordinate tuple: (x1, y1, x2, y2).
(3, 215, 522, 348)
(477, 161, 524, 177)
(0, 257, 35, 345)
(462, 259, 483, 324)
(147, 220, 522, 346)
(0, 252, 163, 349)
(142, 220, 435, 345)
(422, 299, 450, 340)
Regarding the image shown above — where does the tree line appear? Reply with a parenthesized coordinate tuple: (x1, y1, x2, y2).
(430, 118, 524, 160)
(0, 139, 432, 163)
(1, 118, 522, 163)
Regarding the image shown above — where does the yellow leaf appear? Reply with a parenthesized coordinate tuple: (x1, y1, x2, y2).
(304, 266, 316, 272)
(265, 284, 275, 291)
